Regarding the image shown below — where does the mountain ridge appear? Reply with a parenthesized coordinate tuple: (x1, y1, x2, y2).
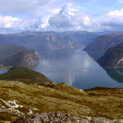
(84, 32, 123, 60)
(0, 31, 98, 52)
(0, 45, 40, 68)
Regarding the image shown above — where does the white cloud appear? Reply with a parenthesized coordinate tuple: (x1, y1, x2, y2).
(47, 3, 91, 31)
(107, 9, 123, 16)
(0, 15, 37, 32)
(1, 4, 123, 33)
(97, 9, 123, 31)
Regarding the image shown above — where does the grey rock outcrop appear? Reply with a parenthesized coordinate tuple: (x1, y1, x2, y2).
(2, 50, 40, 68)
(14, 112, 123, 123)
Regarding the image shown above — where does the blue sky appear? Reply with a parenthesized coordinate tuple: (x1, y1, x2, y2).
(0, 0, 123, 33)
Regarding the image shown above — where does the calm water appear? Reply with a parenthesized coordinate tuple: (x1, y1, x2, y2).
(34, 49, 123, 89)
(0, 69, 8, 74)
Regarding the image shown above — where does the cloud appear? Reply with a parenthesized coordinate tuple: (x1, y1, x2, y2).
(47, 3, 91, 31)
(0, 15, 37, 32)
(0, 0, 52, 15)
(43, 7, 123, 31)
(1, 3, 123, 33)
(118, 0, 123, 3)
(97, 9, 123, 31)
(107, 9, 123, 16)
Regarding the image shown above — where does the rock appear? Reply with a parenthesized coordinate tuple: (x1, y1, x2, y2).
(2, 50, 40, 68)
(14, 112, 90, 123)
(0, 45, 27, 62)
(14, 112, 123, 123)
(0, 45, 40, 68)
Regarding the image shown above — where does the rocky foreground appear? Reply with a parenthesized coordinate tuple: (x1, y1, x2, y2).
(14, 112, 122, 123)
(0, 80, 123, 123)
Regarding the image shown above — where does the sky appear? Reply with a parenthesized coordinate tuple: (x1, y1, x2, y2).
(0, 0, 123, 33)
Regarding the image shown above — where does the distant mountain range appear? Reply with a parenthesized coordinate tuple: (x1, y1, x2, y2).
(62, 31, 98, 46)
(98, 43, 123, 68)
(0, 31, 123, 69)
(84, 32, 123, 60)
(0, 45, 40, 68)
(0, 31, 98, 52)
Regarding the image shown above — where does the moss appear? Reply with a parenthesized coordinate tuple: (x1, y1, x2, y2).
(0, 67, 51, 83)
(0, 81, 123, 122)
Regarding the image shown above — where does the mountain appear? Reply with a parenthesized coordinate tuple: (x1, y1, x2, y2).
(0, 67, 51, 83)
(93, 31, 116, 35)
(0, 32, 79, 52)
(1, 50, 40, 68)
(84, 32, 123, 60)
(104, 69, 123, 83)
(0, 31, 98, 52)
(0, 45, 40, 68)
(63, 31, 98, 47)
(98, 44, 123, 68)
(0, 45, 27, 62)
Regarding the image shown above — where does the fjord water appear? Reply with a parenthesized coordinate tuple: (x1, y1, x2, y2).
(0, 69, 7, 74)
(34, 49, 123, 89)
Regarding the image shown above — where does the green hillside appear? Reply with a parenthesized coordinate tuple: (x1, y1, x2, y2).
(0, 67, 51, 83)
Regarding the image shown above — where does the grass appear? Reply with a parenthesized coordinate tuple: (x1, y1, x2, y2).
(0, 67, 51, 83)
(0, 68, 122, 122)
(0, 81, 123, 122)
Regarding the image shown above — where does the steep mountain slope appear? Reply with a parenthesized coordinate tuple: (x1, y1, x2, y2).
(0, 45, 27, 62)
(63, 31, 98, 47)
(98, 44, 123, 68)
(0, 45, 40, 68)
(0, 32, 79, 52)
(105, 69, 123, 83)
(1, 50, 40, 68)
(84, 32, 123, 60)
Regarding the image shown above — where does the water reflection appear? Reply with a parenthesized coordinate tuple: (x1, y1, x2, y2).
(34, 49, 123, 89)
(105, 69, 123, 83)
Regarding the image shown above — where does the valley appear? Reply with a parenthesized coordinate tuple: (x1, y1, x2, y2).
(0, 31, 122, 123)
(0, 0, 123, 122)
